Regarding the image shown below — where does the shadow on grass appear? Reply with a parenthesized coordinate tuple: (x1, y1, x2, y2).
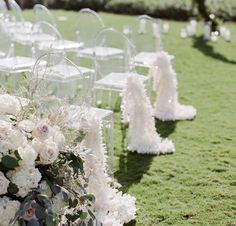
(116, 119, 176, 193)
(192, 35, 236, 65)
(115, 122, 155, 193)
(155, 119, 177, 138)
(115, 120, 175, 226)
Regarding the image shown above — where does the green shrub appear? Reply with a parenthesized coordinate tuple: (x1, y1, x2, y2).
(17, 0, 236, 21)
(104, 0, 194, 20)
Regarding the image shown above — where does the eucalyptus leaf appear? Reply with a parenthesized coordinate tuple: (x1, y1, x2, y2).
(1, 155, 19, 169)
(80, 212, 87, 221)
(27, 219, 40, 226)
(51, 184, 61, 194)
(8, 182, 19, 194)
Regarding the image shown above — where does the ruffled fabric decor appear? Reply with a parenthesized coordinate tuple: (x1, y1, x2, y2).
(121, 73, 175, 154)
(152, 51, 197, 121)
(79, 110, 136, 226)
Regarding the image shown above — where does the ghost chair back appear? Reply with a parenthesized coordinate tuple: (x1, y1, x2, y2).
(31, 51, 93, 123)
(33, 4, 56, 27)
(0, 0, 8, 21)
(76, 8, 105, 49)
(0, 20, 12, 58)
(8, 0, 24, 23)
(93, 28, 149, 108)
(129, 15, 163, 68)
(32, 21, 62, 58)
(7, 0, 33, 35)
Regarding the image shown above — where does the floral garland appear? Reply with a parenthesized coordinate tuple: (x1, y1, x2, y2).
(152, 51, 197, 121)
(121, 73, 175, 154)
(77, 110, 137, 226)
(0, 94, 95, 226)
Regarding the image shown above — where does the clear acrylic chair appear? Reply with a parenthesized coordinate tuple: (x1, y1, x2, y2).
(0, 0, 8, 21)
(76, 8, 105, 59)
(94, 28, 149, 108)
(7, 0, 32, 34)
(31, 52, 114, 174)
(0, 21, 35, 73)
(33, 4, 57, 27)
(31, 21, 83, 53)
(0, 21, 35, 92)
(129, 15, 165, 68)
(29, 21, 93, 77)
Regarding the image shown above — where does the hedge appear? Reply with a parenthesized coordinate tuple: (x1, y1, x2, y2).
(15, 0, 236, 21)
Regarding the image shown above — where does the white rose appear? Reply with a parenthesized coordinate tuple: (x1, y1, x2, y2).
(51, 126, 65, 149)
(18, 145, 38, 166)
(7, 166, 42, 197)
(39, 140, 59, 165)
(8, 129, 27, 150)
(18, 120, 35, 133)
(0, 172, 10, 195)
(0, 94, 21, 116)
(33, 138, 59, 165)
(32, 120, 51, 141)
(0, 197, 20, 226)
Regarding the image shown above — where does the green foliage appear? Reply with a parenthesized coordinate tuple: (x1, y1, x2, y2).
(8, 182, 19, 194)
(19, 0, 236, 21)
(0, 155, 19, 170)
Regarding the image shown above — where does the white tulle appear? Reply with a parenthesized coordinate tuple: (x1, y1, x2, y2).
(121, 73, 175, 154)
(152, 51, 197, 121)
(79, 111, 136, 226)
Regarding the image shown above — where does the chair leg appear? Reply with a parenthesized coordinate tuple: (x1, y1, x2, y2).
(96, 89, 104, 106)
(108, 91, 113, 109)
(102, 113, 114, 177)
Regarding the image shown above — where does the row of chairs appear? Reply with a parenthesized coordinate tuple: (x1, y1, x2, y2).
(0, 1, 173, 173)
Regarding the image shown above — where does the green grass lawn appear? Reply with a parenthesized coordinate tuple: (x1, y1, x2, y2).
(22, 10, 236, 226)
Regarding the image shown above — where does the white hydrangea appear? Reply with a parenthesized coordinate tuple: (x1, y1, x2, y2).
(0, 120, 12, 154)
(7, 166, 42, 197)
(18, 145, 38, 166)
(0, 94, 21, 116)
(0, 196, 20, 226)
(8, 129, 27, 151)
(32, 138, 59, 165)
(18, 120, 35, 133)
(0, 172, 10, 195)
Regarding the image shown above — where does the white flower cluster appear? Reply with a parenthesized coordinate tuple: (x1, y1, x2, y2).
(0, 94, 66, 225)
(0, 197, 20, 226)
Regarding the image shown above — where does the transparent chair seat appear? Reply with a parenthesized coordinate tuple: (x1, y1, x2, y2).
(0, 56, 35, 73)
(13, 33, 56, 45)
(77, 46, 123, 58)
(38, 40, 83, 52)
(67, 105, 113, 122)
(65, 104, 114, 175)
(135, 51, 175, 68)
(36, 64, 94, 81)
(95, 72, 148, 91)
(7, 21, 33, 34)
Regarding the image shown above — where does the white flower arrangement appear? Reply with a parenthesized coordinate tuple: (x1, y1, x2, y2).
(0, 94, 96, 226)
